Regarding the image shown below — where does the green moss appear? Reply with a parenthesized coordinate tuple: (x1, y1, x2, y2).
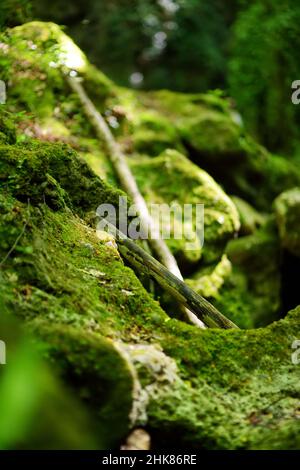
(1, 132, 299, 449)
(126, 109, 184, 156)
(0, 315, 100, 450)
(225, 219, 281, 326)
(0, 21, 299, 450)
(145, 306, 300, 449)
(186, 254, 232, 299)
(0, 110, 17, 144)
(130, 149, 240, 265)
(135, 90, 300, 210)
(274, 187, 300, 257)
(0, 138, 123, 216)
(231, 196, 266, 235)
(27, 321, 135, 448)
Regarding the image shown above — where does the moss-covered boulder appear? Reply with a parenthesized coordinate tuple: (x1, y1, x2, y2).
(28, 321, 136, 448)
(143, 306, 300, 449)
(2, 21, 299, 216)
(129, 90, 300, 210)
(274, 188, 300, 257)
(130, 149, 240, 265)
(0, 113, 167, 447)
(184, 218, 281, 329)
(231, 196, 265, 235)
(0, 22, 299, 450)
(223, 220, 282, 327)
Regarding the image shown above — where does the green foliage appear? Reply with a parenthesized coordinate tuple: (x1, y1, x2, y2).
(0, 0, 32, 30)
(229, 0, 300, 155)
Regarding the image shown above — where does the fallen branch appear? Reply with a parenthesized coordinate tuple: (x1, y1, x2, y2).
(101, 220, 238, 330)
(67, 75, 206, 329)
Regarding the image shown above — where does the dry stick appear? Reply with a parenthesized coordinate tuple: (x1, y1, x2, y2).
(101, 220, 238, 329)
(67, 76, 206, 328)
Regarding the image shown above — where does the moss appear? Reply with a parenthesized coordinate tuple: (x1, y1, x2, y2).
(0, 138, 123, 216)
(186, 254, 232, 299)
(1, 133, 299, 449)
(0, 21, 299, 450)
(27, 321, 135, 448)
(136, 90, 300, 210)
(181, 111, 244, 157)
(0, 315, 100, 450)
(231, 195, 266, 235)
(130, 149, 240, 265)
(274, 187, 300, 257)
(225, 219, 281, 326)
(183, 122, 300, 211)
(185, 254, 255, 329)
(2, 22, 300, 215)
(0, 110, 17, 144)
(145, 307, 300, 449)
(125, 109, 184, 156)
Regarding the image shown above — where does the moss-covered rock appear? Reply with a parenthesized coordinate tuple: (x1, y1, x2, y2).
(1, 22, 299, 450)
(133, 90, 300, 210)
(231, 196, 266, 235)
(186, 254, 232, 299)
(3, 21, 299, 216)
(0, 138, 123, 216)
(1, 129, 299, 449)
(125, 108, 184, 157)
(224, 219, 281, 326)
(144, 306, 300, 449)
(27, 321, 136, 448)
(274, 188, 300, 257)
(130, 149, 240, 265)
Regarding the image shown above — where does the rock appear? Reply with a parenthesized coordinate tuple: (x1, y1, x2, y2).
(1, 113, 299, 449)
(144, 306, 300, 449)
(28, 321, 136, 448)
(121, 428, 151, 450)
(132, 90, 300, 210)
(0, 315, 99, 449)
(127, 109, 184, 156)
(231, 196, 265, 235)
(0, 22, 299, 450)
(274, 187, 300, 257)
(0, 127, 124, 216)
(186, 254, 232, 299)
(130, 149, 240, 265)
